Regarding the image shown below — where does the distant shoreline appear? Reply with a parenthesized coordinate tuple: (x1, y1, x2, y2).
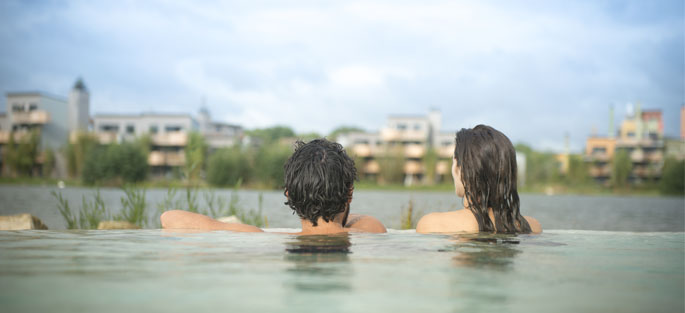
(0, 177, 679, 197)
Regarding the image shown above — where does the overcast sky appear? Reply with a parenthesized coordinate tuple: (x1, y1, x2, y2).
(1, 0, 683, 152)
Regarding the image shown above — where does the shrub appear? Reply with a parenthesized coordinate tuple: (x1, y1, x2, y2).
(207, 147, 250, 187)
(660, 157, 684, 195)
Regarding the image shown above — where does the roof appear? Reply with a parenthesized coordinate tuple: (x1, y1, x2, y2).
(94, 112, 194, 119)
(6, 91, 67, 101)
(73, 78, 88, 92)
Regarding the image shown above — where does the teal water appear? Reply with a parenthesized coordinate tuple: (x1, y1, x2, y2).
(0, 229, 682, 313)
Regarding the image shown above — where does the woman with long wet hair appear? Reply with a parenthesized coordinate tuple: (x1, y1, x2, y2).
(416, 125, 542, 234)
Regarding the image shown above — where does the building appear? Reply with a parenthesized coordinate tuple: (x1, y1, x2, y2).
(585, 103, 666, 184)
(93, 113, 196, 175)
(197, 107, 244, 152)
(0, 80, 91, 175)
(93, 108, 243, 176)
(1, 78, 244, 178)
(337, 110, 455, 185)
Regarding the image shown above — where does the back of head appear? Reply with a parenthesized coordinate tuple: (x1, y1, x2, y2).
(454, 125, 531, 234)
(284, 138, 357, 226)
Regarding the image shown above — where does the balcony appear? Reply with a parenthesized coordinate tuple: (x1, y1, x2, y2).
(12, 110, 50, 125)
(352, 144, 372, 158)
(151, 132, 188, 146)
(646, 151, 663, 163)
(589, 166, 610, 177)
(0, 130, 37, 144)
(403, 161, 423, 174)
(147, 151, 186, 167)
(404, 144, 425, 158)
(97, 132, 118, 144)
(438, 146, 454, 158)
(166, 152, 186, 166)
(380, 128, 428, 142)
(436, 160, 450, 175)
(589, 153, 611, 162)
(364, 160, 380, 174)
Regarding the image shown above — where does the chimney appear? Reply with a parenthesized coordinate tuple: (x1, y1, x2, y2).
(608, 104, 615, 138)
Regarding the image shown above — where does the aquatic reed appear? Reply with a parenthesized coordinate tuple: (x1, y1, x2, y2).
(119, 186, 147, 227)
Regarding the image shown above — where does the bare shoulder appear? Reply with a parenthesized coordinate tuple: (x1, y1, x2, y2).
(345, 214, 387, 233)
(524, 216, 542, 234)
(416, 210, 478, 234)
(161, 210, 263, 233)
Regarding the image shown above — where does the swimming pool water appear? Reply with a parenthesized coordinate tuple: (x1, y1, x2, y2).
(0, 229, 682, 313)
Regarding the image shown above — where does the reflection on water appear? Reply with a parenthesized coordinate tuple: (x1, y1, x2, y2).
(283, 234, 352, 293)
(444, 234, 523, 270)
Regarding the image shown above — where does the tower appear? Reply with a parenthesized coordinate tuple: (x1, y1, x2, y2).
(68, 78, 90, 132)
(427, 109, 442, 147)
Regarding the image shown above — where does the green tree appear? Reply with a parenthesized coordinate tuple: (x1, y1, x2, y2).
(422, 147, 438, 184)
(611, 149, 632, 188)
(566, 154, 589, 185)
(247, 126, 295, 144)
(5, 129, 40, 176)
(659, 157, 684, 195)
(185, 132, 208, 181)
(515, 143, 561, 186)
(378, 145, 405, 184)
(82, 142, 148, 185)
(42, 148, 55, 178)
(66, 133, 99, 178)
(251, 142, 292, 188)
(328, 126, 364, 141)
(296, 132, 322, 141)
(207, 147, 250, 187)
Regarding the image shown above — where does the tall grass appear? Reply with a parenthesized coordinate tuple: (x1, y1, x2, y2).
(54, 185, 268, 229)
(52, 189, 109, 229)
(399, 199, 421, 230)
(52, 190, 77, 229)
(119, 186, 147, 227)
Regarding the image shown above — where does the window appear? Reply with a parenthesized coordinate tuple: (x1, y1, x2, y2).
(396, 123, 407, 130)
(165, 125, 183, 132)
(126, 125, 135, 134)
(414, 124, 421, 131)
(592, 147, 607, 155)
(28, 103, 38, 111)
(442, 140, 452, 147)
(11, 103, 24, 112)
(149, 125, 158, 134)
(101, 124, 119, 132)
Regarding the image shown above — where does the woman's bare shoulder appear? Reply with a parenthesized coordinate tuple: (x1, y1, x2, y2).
(524, 216, 542, 234)
(416, 210, 479, 234)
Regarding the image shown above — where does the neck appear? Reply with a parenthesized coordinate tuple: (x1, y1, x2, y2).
(462, 197, 496, 227)
(300, 217, 346, 235)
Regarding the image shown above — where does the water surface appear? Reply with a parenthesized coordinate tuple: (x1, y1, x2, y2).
(0, 186, 683, 231)
(0, 229, 682, 313)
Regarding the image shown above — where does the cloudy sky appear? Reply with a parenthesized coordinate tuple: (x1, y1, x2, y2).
(1, 0, 683, 152)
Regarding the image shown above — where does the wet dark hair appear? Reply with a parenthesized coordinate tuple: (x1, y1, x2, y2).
(454, 125, 532, 234)
(284, 139, 356, 226)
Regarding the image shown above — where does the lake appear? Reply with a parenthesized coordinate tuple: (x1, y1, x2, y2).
(0, 185, 682, 231)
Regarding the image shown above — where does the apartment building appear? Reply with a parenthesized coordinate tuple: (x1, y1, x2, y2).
(93, 107, 243, 176)
(93, 113, 196, 175)
(0, 79, 90, 175)
(337, 110, 455, 185)
(197, 107, 243, 152)
(585, 104, 667, 184)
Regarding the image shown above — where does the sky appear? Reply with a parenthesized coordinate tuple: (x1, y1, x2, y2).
(0, 0, 683, 152)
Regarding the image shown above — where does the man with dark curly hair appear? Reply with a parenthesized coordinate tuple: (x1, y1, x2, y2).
(161, 138, 386, 234)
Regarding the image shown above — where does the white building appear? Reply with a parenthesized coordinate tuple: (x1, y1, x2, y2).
(337, 109, 456, 184)
(197, 107, 243, 151)
(93, 108, 243, 176)
(0, 80, 91, 176)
